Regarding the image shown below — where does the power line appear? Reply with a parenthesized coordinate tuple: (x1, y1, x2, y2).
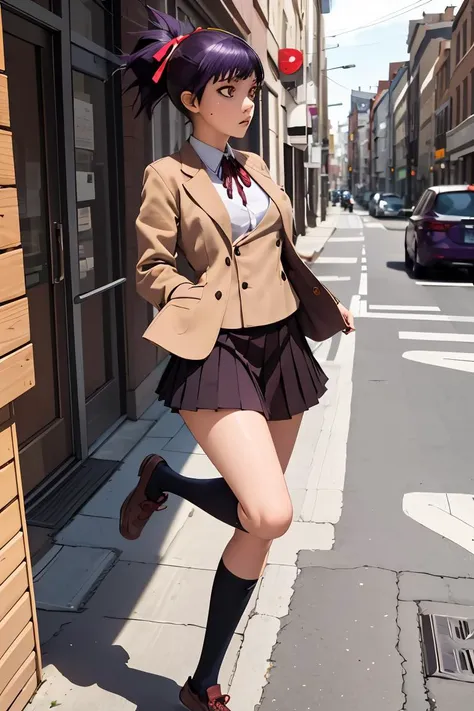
(328, 0, 436, 38)
(327, 74, 351, 91)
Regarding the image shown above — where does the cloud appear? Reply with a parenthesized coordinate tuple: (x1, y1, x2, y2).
(325, 0, 457, 44)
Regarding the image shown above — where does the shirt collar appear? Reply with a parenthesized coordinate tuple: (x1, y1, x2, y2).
(189, 135, 234, 174)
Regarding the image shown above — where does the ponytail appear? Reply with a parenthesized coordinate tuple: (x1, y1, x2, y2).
(121, 7, 195, 118)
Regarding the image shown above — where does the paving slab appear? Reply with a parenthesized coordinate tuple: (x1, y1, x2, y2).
(255, 564, 298, 618)
(33, 545, 117, 611)
(56, 495, 192, 565)
(259, 567, 404, 711)
(397, 601, 429, 711)
(91, 419, 153, 461)
(147, 410, 185, 438)
(399, 571, 474, 606)
(268, 521, 334, 565)
(30, 614, 241, 711)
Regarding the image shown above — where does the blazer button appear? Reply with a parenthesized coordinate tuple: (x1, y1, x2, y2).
(276, 239, 281, 247)
(215, 291, 222, 300)
(242, 282, 248, 289)
(281, 271, 287, 281)
(225, 257, 231, 266)
(313, 286, 320, 296)
(234, 246, 241, 256)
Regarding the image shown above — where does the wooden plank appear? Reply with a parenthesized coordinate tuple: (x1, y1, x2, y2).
(0, 500, 21, 551)
(0, 344, 35, 410)
(0, 250, 25, 304)
(5, 672, 36, 711)
(10, 422, 42, 681)
(0, 77, 9, 129)
(0, 300, 29, 358)
(0, 461, 16, 511)
(0, 189, 20, 250)
(0, 593, 30, 660)
(0, 652, 35, 711)
(0, 10, 4, 73)
(0, 623, 33, 697)
(0, 131, 15, 187)
(0, 533, 25, 588)
(0, 423, 13, 468)
(0, 563, 27, 623)
(0, 623, 34, 696)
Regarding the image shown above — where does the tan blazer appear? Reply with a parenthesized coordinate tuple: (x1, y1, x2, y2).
(137, 141, 345, 360)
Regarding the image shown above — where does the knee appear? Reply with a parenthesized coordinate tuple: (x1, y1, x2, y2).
(248, 502, 293, 540)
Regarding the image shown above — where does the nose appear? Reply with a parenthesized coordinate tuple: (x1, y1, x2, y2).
(242, 96, 254, 114)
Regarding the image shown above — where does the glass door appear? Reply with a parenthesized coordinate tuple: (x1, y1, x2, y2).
(71, 46, 124, 446)
(3, 12, 74, 494)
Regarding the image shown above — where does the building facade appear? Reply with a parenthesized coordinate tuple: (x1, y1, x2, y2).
(406, 7, 454, 202)
(390, 63, 409, 197)
(433, 39, 451, 184)
(446, 0, 474, 184)
(347, 89, 374, 194)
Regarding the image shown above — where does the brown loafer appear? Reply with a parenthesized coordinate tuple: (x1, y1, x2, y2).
(119, 454, 168, 540)
(179, 679, 232, 710)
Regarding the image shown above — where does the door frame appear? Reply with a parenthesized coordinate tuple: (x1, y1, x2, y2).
(2, 0, 125, 498)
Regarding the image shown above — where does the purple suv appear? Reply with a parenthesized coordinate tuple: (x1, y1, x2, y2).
(404, 185, 474, 278)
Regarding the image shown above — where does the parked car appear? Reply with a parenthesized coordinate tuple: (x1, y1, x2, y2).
(404, 185, 474, 278)
(369, 192, 403, 217)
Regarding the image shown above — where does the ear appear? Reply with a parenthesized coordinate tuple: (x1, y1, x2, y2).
(181, 91, 200, 114)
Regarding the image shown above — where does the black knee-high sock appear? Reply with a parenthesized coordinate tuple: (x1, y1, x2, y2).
(145, 459, 246, 531)
(191, 559, 258, 698)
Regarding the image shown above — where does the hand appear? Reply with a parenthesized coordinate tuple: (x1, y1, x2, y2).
(338, 303, 355, 334)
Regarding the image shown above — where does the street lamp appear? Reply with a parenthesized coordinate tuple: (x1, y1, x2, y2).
(324, 64, 356, 71)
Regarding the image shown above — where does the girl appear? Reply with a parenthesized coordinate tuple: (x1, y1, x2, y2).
(119, 8, 354, 710)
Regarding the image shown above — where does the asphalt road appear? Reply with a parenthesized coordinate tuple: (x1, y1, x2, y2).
(259, 208, 474, 711)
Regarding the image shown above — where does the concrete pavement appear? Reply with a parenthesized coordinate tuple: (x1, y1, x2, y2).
(29, 295, 351, 708)
(295, 206, 339, 262)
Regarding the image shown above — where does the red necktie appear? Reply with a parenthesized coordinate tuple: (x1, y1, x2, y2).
(220, 156, 252, 206)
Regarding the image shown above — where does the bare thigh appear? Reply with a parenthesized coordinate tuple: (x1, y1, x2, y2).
(268, 413, 304, 473)
(180, 408, 293, 541)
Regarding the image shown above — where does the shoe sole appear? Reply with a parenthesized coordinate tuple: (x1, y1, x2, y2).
(119, 453, 164, 540)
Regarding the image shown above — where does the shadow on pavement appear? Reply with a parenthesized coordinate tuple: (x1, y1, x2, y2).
(386, 261, 407, 272)
(41, 615, 183, 711)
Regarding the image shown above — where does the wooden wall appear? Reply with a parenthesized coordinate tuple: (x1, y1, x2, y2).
(0, 7, 42, 710)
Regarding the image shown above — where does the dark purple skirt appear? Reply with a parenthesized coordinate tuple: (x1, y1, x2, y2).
(156, 310, 328, 421)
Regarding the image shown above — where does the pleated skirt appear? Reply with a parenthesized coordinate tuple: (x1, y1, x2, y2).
(156, 310, 328, 421)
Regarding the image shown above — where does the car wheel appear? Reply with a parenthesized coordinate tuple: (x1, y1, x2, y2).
(412, 244, 426, 279)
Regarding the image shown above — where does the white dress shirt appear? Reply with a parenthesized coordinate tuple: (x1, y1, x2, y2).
(189, 135, 270, 243)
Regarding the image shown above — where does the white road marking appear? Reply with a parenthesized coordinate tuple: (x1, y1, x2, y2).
(364, 223, 387, 230)
(318, 275, 351, 282)
(361, 257, 367, 264)
(361, 265, 367, 272)
(358, 272, 368, 295)
(350, 294, 361, 316)
(403, 492, 474, 556)
(399, 331, 474, 342)
(329, 236, 365, 243)
(416, 281, 474, 287)
(358, 312, 474, 324)
(318, 257, 358, 264)
(362, 247, 366, 255)
(370, 304, 441, 312)
(402, 350, 474, 372)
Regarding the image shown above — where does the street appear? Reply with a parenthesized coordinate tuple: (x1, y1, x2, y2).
(260, 208, 474, 710)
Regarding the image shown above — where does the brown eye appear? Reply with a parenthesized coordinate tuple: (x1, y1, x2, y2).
(249, 88, 257, 100)
(218, 86, 235, 98)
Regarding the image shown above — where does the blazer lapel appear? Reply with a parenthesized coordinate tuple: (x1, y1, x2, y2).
(179, 142, 233, 248)
(233, 151, 294, 243)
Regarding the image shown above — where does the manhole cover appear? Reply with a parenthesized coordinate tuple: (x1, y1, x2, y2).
(421, 613, 474, 682)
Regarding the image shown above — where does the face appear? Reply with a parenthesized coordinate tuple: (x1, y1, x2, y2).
(182, 73, 258, 139)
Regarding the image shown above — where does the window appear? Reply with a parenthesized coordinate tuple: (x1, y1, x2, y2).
(435, 191, 474, 216)
(71, 0, 114, 49)
(463, 20, 468, 56)
(456, 84, 461, 124)
(463, 77, 468, 120)
(471, 69, 474, 116)
(456, 33, 461, 64)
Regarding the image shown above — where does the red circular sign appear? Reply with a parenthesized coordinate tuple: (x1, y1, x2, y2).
(278, 49, 303, 75)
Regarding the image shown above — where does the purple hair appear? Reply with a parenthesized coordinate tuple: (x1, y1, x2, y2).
(121, 7, 264, 119)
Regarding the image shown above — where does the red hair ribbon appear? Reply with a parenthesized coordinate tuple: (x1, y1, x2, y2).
(152, 28, 202, 84)
(221, 156, 252, 206)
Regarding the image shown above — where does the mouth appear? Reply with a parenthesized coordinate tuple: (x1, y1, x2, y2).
(239, 119, 251, 125)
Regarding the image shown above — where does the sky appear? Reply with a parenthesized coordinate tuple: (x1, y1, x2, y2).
(325, 0, 459, 131)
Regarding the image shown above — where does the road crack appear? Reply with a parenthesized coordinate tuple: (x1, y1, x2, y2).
(395, 572, 409, 711)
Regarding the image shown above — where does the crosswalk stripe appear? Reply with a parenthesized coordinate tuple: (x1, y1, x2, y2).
(416, 281, 474, 287)
(369, 305, 441, 312)
(399, 331, 474, 342)
(317, 276, 351, 282)
(318, 257, 358, 264)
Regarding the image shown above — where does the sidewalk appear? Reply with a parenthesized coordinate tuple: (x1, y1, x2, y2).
(295, 206, 338, 262)
(28, 344, 347, 711)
